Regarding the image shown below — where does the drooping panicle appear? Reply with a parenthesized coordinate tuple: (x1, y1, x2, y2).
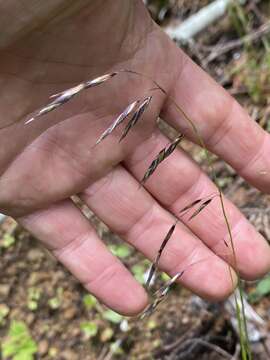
(141, 134, 184, 185)
(146, 223, 177, 288)
(95, 99, 140, 145)
(25, 71, 119, 124)
(119, 96, 152, 142)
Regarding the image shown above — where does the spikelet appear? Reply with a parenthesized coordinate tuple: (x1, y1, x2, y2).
(25, 72, 118, 124)
(119, 96, 152, 142)
(141, 134, 184, 185)
(95, 100, 140, 145)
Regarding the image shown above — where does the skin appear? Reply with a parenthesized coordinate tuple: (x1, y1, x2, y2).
(0, 0, 270, 315)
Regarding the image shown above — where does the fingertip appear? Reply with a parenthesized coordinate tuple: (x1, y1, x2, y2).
(119, 285, 149, 316)
(178, 256, 237, 302)
(225, 221, 270, 281)
(86, 265, 149, 316)
(239, 234, 270, 281)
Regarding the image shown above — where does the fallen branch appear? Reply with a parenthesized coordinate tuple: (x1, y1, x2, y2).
(165, 0, 246, 43)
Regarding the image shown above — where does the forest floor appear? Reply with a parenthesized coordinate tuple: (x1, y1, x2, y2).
(1, 1, 270, 359)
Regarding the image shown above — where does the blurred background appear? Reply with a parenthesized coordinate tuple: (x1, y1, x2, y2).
(1, 1, 270, 359)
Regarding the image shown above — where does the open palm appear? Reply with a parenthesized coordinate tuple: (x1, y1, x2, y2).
(0, 0, 270, 315)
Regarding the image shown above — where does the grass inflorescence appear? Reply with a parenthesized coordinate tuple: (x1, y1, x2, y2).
(24, 68, 252, 360)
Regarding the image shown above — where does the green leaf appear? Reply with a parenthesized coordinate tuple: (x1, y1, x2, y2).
(47, 288, 63, 310)
(82, 294, 97, 310)
(27, 301, 38, 311)
(48, 297, 61, 310)
(2, 321, 37, 360)
(131, 264, 145, 284)
(249, 275, 270, 303)
(80, 322, 98, 339)
(103, 310, 123, 324)
(0, 234, 15, 249)
(161, 272, 170, 282)
(108, 244, 131, 258)
(256, 276, 270, 296)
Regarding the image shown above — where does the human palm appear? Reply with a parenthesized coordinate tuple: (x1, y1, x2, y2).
(0, 0, 270, 315)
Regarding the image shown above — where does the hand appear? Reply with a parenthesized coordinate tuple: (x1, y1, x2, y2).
(0, 0, 269, 315)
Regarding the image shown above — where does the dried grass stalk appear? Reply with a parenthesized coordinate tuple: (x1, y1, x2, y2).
(25, 72, 118, 124)
(119, 96, 152, 142)
(141, 271, 184, 319)
(141, 134, 184, 185)
(146, 222, 177, 288)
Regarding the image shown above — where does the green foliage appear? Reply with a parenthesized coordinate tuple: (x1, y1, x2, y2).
(82, 294, 97, 311)
(48, 287, 63, 310)
(102, 310, 123, 324)
(0, 233, 16, 249)
(249, 275, 270, 303)
(228, 2, 249, 37)
(131, 263, 147, 284)
(27, 287, 42, 311)
(161, 272, 170, 282)
(108, 244, 131, 258)
(80, 321, 98, 339)
(2, 321, 37, 360)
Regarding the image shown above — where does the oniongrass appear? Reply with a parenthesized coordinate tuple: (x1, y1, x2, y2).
(24, 68, 252, 359)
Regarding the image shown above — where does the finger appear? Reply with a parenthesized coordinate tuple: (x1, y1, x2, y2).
(162, 47, 270, 193)
(17, 199, 148, 315)
(124, 130, 270, 280)
(80, 165, 237, 301)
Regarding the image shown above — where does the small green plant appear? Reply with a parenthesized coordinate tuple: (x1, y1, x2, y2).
(27, 287, 42, 311)
(228, 1, 249, 37)
(131, 262, 148, 284)
(102, 309, 123, 324)
(108, 243, 132, 258)
(1, 320, 37, 360)
(82, 294, 97, 311)
(80, 321, 98, 339)
(0, 233, 16, 249)
(48, 287, 63, 310)
(249, 275, 270, 303)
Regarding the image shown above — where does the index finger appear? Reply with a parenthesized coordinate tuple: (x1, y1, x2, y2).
(162, 45, 270, 193)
